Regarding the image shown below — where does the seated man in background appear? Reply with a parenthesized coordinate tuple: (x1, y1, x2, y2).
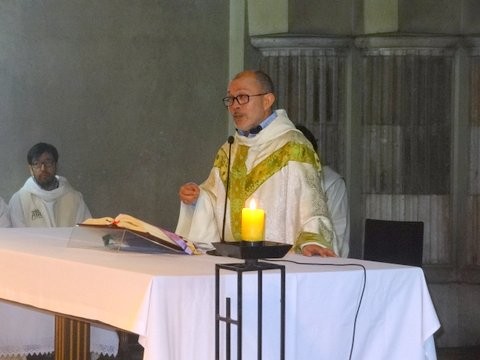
(9, 142, 91, 226)
(0, 197, 10, 227)
(3, 142, 118, 360)
(295, 124, 350, 257)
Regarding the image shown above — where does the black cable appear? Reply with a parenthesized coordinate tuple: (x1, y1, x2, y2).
(266, 259, 367, 360)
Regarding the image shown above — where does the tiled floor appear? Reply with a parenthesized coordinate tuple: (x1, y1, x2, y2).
(108, 345, 480, 360)
(107, 346, 480, 360)
(27, 345, 480, 360)
(109, 345, 480, 360)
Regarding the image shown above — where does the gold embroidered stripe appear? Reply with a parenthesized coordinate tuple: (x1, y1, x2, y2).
(294, 231, 331, 252)
(214, 141, 319, 239)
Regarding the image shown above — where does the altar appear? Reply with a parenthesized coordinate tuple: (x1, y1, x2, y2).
(0, 227, 440, 360)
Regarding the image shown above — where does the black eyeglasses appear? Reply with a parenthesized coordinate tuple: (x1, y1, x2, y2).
(31, 160, 56, 170)
(222, 93, 269, 107)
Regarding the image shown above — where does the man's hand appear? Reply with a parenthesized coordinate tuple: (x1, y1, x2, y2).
(179, 182, 200, 205)
(301, 244, 337, 257)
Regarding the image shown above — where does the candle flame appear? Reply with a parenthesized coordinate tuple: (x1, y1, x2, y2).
(249, 199, 257, 210)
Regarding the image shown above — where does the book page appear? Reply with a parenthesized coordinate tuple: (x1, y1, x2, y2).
(114, 214, 171, 242)
(81, 217, 116, 226)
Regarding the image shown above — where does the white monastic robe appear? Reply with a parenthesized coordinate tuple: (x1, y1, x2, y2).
(177, 109, 336, 254)
(9, 175, 91, 227)
(322, 166, 350, 257)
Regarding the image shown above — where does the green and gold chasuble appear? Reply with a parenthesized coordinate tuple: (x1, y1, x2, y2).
(213, 140, 331, 251)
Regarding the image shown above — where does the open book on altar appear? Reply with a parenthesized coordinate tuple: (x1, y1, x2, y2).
(75, 213, 195, 255)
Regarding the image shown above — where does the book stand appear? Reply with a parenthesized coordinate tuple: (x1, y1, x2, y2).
(69, 226, 188, 254)
(215, 258, 286, 360)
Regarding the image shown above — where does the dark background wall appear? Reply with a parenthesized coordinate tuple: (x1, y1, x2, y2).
(0, 1, 229, 230)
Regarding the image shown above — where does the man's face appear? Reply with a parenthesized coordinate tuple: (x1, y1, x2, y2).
(226, 74, 274, 132)
(30, 152, 57, 188)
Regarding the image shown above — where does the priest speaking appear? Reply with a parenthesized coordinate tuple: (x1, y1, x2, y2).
(176, 70, 337, 257)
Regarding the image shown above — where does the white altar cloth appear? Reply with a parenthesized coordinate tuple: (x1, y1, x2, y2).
(0, 227, 440, 360)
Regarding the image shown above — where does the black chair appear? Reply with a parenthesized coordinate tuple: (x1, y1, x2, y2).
(363, 218, 424, 267)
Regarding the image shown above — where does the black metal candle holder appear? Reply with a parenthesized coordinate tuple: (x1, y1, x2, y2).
(212, 240, 290, 360)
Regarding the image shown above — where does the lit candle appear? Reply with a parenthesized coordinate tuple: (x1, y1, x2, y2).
(241, 199, 265, 242)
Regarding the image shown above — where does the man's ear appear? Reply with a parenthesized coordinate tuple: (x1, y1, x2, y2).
(263, 92, 276, 109)
(28, 166, 34, 177)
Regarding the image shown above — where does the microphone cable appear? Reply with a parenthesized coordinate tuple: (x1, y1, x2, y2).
(267, 258, 366, 360)
(221, 136, 234, 242)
